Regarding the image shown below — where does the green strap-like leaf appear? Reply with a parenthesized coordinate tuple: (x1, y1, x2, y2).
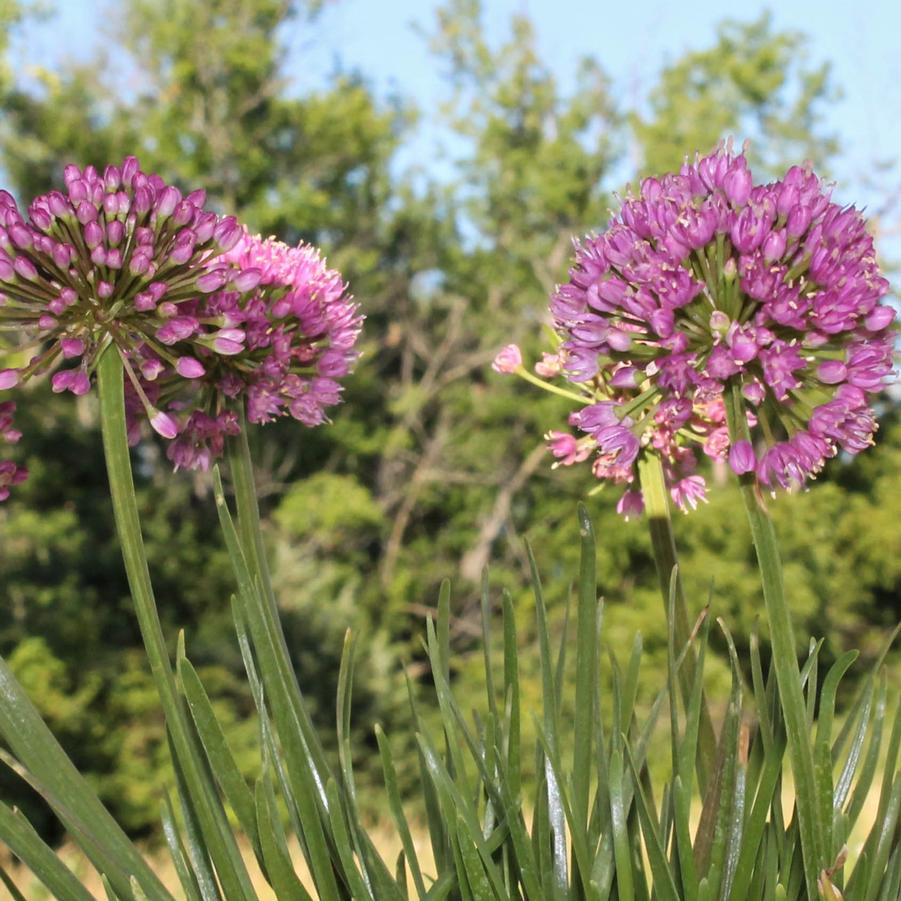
(376, 725, 428, 899)
(176, 647, 260, 859)
(159, 792, 208, 901)
(572, 505, 598, 847)
(623, 743, 680, 901)
(213, 466, 342, 901)
(254, 772, 313, 901)
(0, 801, 95, 901)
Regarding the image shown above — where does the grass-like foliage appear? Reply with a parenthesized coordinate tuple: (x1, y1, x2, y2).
(0, 350, 898, 899)
(0, 500, 898, 898)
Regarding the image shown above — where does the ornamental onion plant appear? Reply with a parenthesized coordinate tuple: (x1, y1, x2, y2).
(0, 148, 897, 901)
(494, 142, 897, 899)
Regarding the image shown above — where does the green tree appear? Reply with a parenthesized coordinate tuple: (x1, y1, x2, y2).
(632, 12, 838, 176)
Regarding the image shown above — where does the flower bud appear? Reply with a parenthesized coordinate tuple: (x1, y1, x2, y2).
(212, 336, 244, 355)
(172, 200, 194, 227)
(763, 229, 787, 262)
(176, 356, 206, 378)
(51, 242, 73, 268)
(214, 216, 242, 251)
(61, 337, 85, 358)
(76, 201, 98, 225)
(84, 221, 103, 249)
(232, 267, 262, 292)
(610, 366, 640, 388)
(140, 358, 165, 380)
(13, 256, 38, 280)
(196, 268, 228, 293)
(47, 191, 71, 218)
(534, 353, 563, 377)
(150, 409, 179, 439)
(741, 379, 766, 405)
(817, 360, 847, 384)
(616, 490, 644, 520)
(169, 241, 195, 265)
(156, 186, 181, 219)
(786, 204, 812, 237)
(194, 213, 217, 243)
(864, 306, 894, 331)
(608, 329, 633, 351)
(134, 187, 153, 215)
(130, 252, 152, 278)
(30, 206, 52, 230)
(51, 369, 90, 396)
(723, 164, 752, 206)
(729, 439, 756, 474)
(709, 311, 731, 335)
(107, 220, 125, 247)
(156, 316, 199, 344)
(491, 344, 522, 374)
(9, 224, 33, 250)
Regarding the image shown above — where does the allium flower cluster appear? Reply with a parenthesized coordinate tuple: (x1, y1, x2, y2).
(539, 143, 894, 513)
(0, 157, 361, 497)
(155, 229, 363, 471)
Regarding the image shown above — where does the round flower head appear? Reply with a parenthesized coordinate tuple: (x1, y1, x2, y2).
(544, 142, 894, 513)
(0, 156, 243, 428)
(129, 228, 363, 470)
(0, 157, 362, 493)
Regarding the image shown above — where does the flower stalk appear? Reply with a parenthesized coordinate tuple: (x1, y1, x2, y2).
(96, 344, 257, 900)
(638, 452, 716, 791)
(723, 378, 826, 898)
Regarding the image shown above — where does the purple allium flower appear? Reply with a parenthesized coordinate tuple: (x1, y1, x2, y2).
(542, 142, 894, 513)
(545, 430, 592, 467)
(534, 352, 564, 377)
(616, 489, 644, 520)
(0, 159, 362, 498)
(492, 344, 523, 374)
(125, 227, 362, 469)
(670, 475, 708, 512)
(729, 439, 756, 475)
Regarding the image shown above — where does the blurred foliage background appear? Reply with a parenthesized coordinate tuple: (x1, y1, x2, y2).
(0, 0, 898, 841)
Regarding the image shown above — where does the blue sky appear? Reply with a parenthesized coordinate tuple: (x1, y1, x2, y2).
(14, 0, 901, 226)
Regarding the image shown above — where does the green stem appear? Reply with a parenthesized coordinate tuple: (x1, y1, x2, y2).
(225, 415, 332, 780)
(224, 411, 343, 901)
(514, 366, 594, 404)
(96, 346, 256, 901)
(723, 380, 826, 899)
(637, 452, 716, 793)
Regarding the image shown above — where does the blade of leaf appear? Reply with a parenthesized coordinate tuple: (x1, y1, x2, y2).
(376, 724, 428, 899)
(0, 655, 174, 900)
(0, 801, 95, 901)
(254, 769, 313, 901)
(176, 644, 260, 860)
(159, 792, 207, 901)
